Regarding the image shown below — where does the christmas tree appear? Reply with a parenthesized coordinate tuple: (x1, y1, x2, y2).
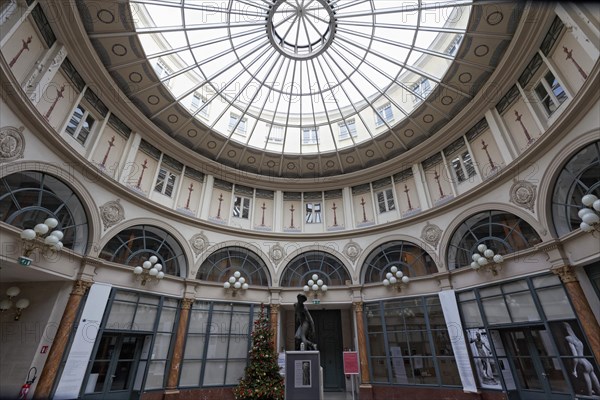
(233, 304, 285, 400)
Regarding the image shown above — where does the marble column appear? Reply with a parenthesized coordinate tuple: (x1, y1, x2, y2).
(270, 304, 280, 351)
(33, 280, 92, 399)
(353, 302, 372, 399)
(553, 265, 600, 364)
(164, 297, 194, 397)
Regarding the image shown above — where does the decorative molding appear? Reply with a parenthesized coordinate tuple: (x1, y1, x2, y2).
(270, 304, 280, 314)
(352, 302, 363, 312)
(509, 179, 536, 212)
(0, 126, 25, 162)
(344, 241, 362, 262)
(551, 265, 578, 284)
(189, 232, 209, 256)
(421, 222, 443, 248)
(71, 280, 93, 296)
(269, 243, 285, 264)
(99, 199, 125, 230)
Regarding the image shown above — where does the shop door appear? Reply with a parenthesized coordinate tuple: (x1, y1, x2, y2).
(502, 327, 571, 400)
(82, 333, 144, 399)
(311, 310, 345, 391)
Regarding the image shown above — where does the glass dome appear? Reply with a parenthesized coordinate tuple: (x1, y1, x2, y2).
(132, 0, 470, 154)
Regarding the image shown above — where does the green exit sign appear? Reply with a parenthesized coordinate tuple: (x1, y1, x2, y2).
(18, 256, 32, 266)
(312, 299, 320, 305)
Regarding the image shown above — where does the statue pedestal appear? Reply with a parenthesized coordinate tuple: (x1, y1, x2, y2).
(284, 351, 321, 400)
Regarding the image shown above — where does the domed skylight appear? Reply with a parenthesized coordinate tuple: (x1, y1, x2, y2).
(131, 0, 470, 154)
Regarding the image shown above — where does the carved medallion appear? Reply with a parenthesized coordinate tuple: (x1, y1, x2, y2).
(190, 232, 209, 256)
(344, 241, 362, 262)
(421, 222, 442, 248)
(0, 126, 25, 162)
(509, 180, 536, 212)
(99, 199, 125, 230)
(269, 243, 285, 264)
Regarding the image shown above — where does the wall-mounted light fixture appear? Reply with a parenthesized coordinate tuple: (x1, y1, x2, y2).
(382, 266, 410, 291)
(303, 274, 327, 303)
(471, 244, 504, 276)
(579, 193, 600, 233)
(223, 271, 249, 296)
(19, 218, 64, 266)
(0, 286, 30, 321)
(133, 256, 165, 285)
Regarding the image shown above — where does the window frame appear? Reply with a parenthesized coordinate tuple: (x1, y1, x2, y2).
(302, 126, 319, 145)
(191, 93, 209, 118)
(228, 113, 247, 135)
(338, 119, 357, 140)
(534, 70, 567, 116)
(376, 188, 396, 214)
(65, 103, 97, 146)
(450, 150, 476, 184)
(375, 103, 394, 127)
(232, 195, 251, 219)
(154, 167, 178, 198)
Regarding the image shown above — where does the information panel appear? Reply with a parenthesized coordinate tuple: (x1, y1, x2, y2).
(343, 351, 359, 375)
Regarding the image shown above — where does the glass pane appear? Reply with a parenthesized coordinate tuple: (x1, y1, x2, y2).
(157, 307, 177, 332)
(390, 356, 410, 384)
(203, 360, 226, 385)
(119, 336, 140, 359)
(225, 361, 246, 384)
(458, 291, 476, 301)
(406, 331, 432, 356)
(370, 357, 388, 382)
(88, 361, 110, 393)
(231, 312, 250, 335)
(505, 292, 540, 322)
(152, 333, 172, 359)
(206, 335, 230, 358)
(502, 280, 529, 293)
(415, 357, 437, 385)
(438, 357, 461, 386)
(138, 295, 160, 305)
(368, 333, 386, 356)
(189, 309, 210, 333)
(532, 274, 561, 288)
(228, 336, 249, 358)
(111, 361, 134, 390)
(133, 304, 158, 331)
(179, 360, 202, 387)
(537, 287, 574, 320)
(481, 296, 511, 324)
(114, 292, 139, 302)
(184, 334, 206, 359)
(144, 360, 166, 389)
(106, 302, 135, 330)
(460, 301, 483, 328)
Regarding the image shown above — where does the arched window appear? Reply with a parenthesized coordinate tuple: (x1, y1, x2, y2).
(196, 246, 270, 286)
(362, 241, 437, 283)
(551, 141, 600, 237)
(100, 225, 187, 277)
(447, 210, 541, 270)
(0, 171, 89, 253)
(280, 251, 350, 287)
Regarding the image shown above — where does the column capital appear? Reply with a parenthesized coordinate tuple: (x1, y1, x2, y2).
(270, 303, 280, 313)
(352, 301, 363, 312)
(181, 298, 194, 309)
(552, 265, 578, 284)
(71, 280, 92, 296)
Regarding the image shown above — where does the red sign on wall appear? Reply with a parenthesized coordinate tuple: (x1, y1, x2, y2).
(343, 351, 359, 375)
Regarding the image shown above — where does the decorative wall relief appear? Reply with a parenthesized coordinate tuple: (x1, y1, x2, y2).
(509, 180, 537, 212)
(0, 126, 25, 162)
(99, 199, 125, 230)
(343, 241, 362, 263)
(269, 243, 285, 265)
(421, 222, 443, 248)
(189, 232, 209, 256)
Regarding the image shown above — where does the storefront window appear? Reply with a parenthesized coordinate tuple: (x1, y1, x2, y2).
(365, 296, 461, 386)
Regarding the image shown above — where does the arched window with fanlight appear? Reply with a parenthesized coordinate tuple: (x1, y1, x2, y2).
(362, 240, 438, 284)
(551, 140, 600, 237)
(280, 251, 351, 287)
(447, 210, 542, 270)
(0, 171, 89, 253)
(100, 225, 187, 277)
(196, 246, 271, 286)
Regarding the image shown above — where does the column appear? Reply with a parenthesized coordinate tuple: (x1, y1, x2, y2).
(353, 302, 372, 399)
(22, 42, 67, 104)
(33, 280, 92, 399)
(552, 265, 600, 364)
(270, 304, 280, 351)
(164, 297, 194, 396)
